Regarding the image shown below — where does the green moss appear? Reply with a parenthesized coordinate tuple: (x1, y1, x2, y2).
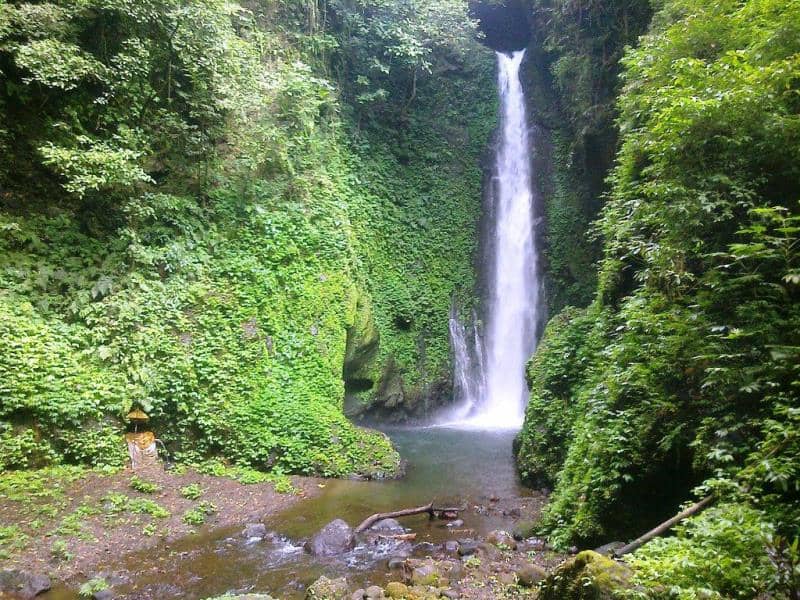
(539, 551, 632, 600)
(0, 0, 497, 475)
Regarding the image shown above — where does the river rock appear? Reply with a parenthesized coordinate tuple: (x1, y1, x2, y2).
(350, 590, 365, 600)
(486, 530, 517, 550)
(457, 539, 478, 556)
(371, 518, 404, 533)
(0, 569, 51, 598)
(524, 536, 548, 551)
(444, 519, 463, 528)
(384, 582, 408, 598)
(593, 541, 624, 556)
(515, 563, 547, 587)
(444, 540, 459, 555)
(92, 591, 114, 600)
(306, 519, 355, 556)
(306, 576, 349, 599)
(410, 563, 441, 587)
(441, 590, 461, 599)
(364, 585, 384, 599)
(243, 523, 268, 539)
(539, 551, 632, 599)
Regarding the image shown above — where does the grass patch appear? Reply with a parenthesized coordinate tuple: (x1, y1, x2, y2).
(183, 501, 216, 526)
(129, 476, 160, 494)
(0, 524, 29, 559)
(180, 483, 203, 500)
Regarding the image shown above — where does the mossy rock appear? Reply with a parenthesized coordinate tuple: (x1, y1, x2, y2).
(384, 582, 409, 598)
(306, 576, 349, 599)
(539, 551, 631, 600)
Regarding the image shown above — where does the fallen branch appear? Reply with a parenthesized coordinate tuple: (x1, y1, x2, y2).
(614, 495, 715, 557)
(379, 533, 417, 541)
(355, 502, 464, 533)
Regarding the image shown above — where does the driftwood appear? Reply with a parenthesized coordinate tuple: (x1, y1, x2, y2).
(614, 495, 715, 557)
(355, 502, 465, 534)
(379, 533, 417, 541)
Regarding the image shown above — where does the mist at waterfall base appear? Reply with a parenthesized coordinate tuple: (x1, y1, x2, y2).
(444, 49, 542, 431)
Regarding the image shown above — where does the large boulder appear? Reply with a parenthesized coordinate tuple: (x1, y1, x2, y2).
(539, 551, 632, 599)
(305, 519, 355, 556)
(306, 576, 349, 600)
(0, 570, 51, 599)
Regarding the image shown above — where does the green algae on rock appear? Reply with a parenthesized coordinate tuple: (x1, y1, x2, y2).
(539, 551, 632, 600)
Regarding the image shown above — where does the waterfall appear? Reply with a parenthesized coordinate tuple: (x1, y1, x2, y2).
(448, 306, 485, 419)
(446, 49, 542, 430)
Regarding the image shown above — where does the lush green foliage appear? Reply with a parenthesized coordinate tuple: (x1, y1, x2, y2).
(0, 0, 493, 475)
(625, 503, 780, 600)
(518, 1, 800, 597)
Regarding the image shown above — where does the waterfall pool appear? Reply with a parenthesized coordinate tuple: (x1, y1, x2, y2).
(41, 427, 543, 599)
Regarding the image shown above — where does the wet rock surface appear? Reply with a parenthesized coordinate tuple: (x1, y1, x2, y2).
(243, 523, 268, 539)
(0, 569, 51, 599)
(306, 519, 356, 556)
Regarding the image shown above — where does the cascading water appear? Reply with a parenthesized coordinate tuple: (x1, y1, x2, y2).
(446, 49, 542, 429)
(448, 306, 485, 420)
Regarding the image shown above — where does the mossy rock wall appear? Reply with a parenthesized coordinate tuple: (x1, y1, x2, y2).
(0, 1, 495, 473)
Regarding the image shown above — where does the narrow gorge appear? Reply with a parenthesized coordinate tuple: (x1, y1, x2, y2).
(1, 0, 798, 598)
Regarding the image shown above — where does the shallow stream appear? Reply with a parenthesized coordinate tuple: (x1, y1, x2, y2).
(45, 426, 535, 599)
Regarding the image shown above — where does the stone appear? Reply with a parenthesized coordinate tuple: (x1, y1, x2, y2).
(486, 530, 517, 550)
(411, 563, 440, 587)
(384, 582, 409, 599)
(456, 540, 478, 556)
(441, 590, 460, 599)
(92, 591, 114, 600)
(593, 542, 624, 556)
(306, 576, 349, 600)
(243, 523, 268, 539)
(525, 537, 548, 551)
(0, 569, 51, 599)
(305, 519, 355, 556)
(515, 563, 547, 587)
(444, 540, 459, 555)
(511, 520, 537, 541)
(351, 590, 366, 600)
(444, 519, 463, 528)
(539, 551, 633, 600)
(371, 518, 404, 533)
(364, 585, 384, 599)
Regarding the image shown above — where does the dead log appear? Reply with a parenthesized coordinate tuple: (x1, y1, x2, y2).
(354, 502, 464, 534)
(614, 495, 714, 557)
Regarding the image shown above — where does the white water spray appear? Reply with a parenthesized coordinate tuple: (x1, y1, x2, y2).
(446, 49, 542, 430)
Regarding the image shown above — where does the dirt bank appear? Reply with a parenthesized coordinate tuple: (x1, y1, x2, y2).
(0, 464, 319, 587)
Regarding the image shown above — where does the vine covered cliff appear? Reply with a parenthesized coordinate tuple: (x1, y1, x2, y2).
(0, 0, 495, 475)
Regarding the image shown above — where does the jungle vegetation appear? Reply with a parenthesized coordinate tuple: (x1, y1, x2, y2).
(1, 0, 798, 597)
